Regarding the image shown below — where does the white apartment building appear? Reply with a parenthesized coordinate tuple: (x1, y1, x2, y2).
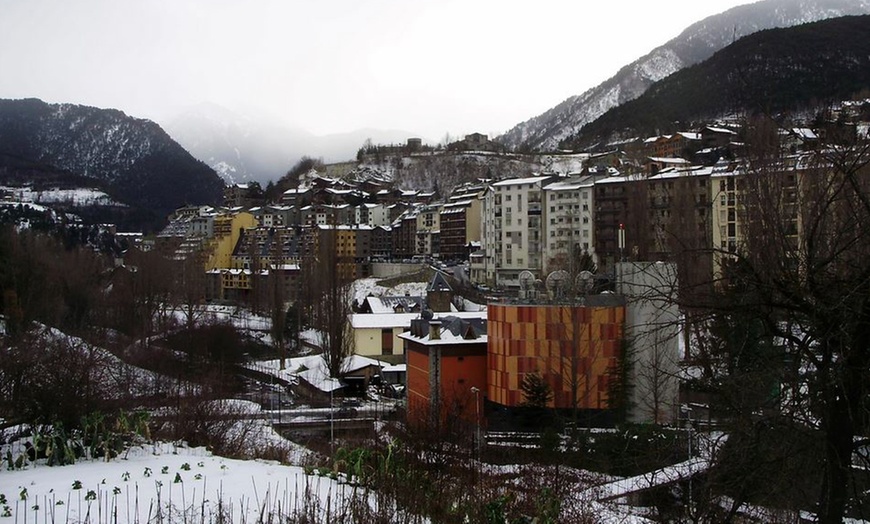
(484, 176, 553, 288)
(542, 175, 597, 274)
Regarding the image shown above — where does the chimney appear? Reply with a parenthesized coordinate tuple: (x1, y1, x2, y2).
(429, 320, 441, 340)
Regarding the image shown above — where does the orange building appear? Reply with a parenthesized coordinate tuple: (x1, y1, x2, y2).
(400, 316, 487, 428)
(488, 297, 625, 412)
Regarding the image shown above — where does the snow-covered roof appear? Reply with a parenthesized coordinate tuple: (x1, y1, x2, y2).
(647, 157, 690, 164)
(349, 311, 486, 330)
(441, 199, 473, 209)
(492, 176, 548, 187)
(705, 126, 736, 135)
(398, 316, 488, 346)
(364, 295, 424, 314)
(791, 128, 818, 140)
(287, 354, 388, 393)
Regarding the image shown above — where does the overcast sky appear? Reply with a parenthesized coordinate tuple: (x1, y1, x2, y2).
(0, 0, 754, 140)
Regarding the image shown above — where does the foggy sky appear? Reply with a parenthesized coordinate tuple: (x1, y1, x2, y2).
(0, 0, 753, 139)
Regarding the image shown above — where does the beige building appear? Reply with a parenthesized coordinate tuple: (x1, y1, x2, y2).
(484, 175, 555, 288)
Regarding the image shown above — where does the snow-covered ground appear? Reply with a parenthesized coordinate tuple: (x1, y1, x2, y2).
(0, 186, 119, 207)
(351, 278, 428, 305)
(0, 443, 351, 524)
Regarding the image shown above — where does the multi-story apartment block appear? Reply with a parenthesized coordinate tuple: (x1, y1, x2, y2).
(415, 204, 441, 257)
(542, 175, 597, 274)
(231, 225, 302, 270)
(710, 165, 743, 274)
(252, 205, 297, 228)
(307, 224, 372, 280)
(301, 203, 353, 227)
(370, 225, 392, 259)
(439, 198, 481, 262)
(593, 167, 715, 289)
(204, 211, 258, 270)
(392, 209, 418, 260)
(710, 159, 803, 281)
(439, 184, 484, 263)
(356, 203, 391, 227)
(484, 176, 554, 288)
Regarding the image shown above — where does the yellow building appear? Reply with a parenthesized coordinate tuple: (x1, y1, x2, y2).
(204, 211, 257, 270)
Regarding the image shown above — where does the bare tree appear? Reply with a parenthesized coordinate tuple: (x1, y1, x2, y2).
(677, 115, 870, 522)
(304, 225, 354, 379)
(268, 265, 288, 369)
(174, 252, 207, 332)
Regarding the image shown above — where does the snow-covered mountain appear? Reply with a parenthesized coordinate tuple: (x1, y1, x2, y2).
(499, 0, 870, 151)
(163, 104, 423, 185)
(0, 98, 224, 213)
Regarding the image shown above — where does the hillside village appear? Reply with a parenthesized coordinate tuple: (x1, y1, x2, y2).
(1, 92, 870, 520)
(111, 98, 868, 428)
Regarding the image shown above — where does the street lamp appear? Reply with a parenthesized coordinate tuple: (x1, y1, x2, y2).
(470, 387, 481, 460)
(681, 404, 694, 513)
(330, 384, 335, 455)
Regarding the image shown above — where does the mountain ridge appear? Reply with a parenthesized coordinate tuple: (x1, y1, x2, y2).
(563, 15, 870, 148)
(499, 0, 870, 152)
(0, 98, 225, 216)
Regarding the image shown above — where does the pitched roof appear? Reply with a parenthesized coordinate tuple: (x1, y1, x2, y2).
(364, 295, 424, 314)
(427, 271, 453, 292)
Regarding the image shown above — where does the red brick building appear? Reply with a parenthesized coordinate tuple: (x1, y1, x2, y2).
(400, 316, 487, 428)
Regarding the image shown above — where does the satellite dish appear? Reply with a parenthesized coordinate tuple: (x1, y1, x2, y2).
(546, 270, 570, 299)
(518, 270, 536, 300)
(518, 270, 535, 290)
(421, 309, 434, 321)
(576, 270, 595, 293)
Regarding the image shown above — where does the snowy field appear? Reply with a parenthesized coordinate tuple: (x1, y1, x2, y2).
(0, 443, 352, 524)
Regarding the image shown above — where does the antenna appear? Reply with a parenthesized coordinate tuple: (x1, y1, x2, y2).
(618, 223, 626, 262)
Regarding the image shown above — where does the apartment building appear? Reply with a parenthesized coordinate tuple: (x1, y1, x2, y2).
(542, 175, 598, 274)
(484, 176, 554, 288)
(415, 204, 441, 257)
